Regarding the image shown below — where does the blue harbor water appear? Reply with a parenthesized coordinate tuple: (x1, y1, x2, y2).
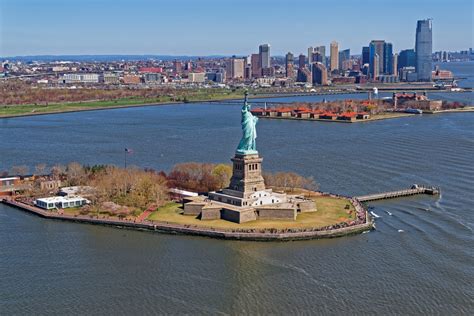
(0, 62, 473, 314)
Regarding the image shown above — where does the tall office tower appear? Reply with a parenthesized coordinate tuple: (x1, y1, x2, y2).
(259, 44, 271, 69)
(307, 47, 314, 65)
(372, 54, 380, 79)
(298, 54, 306, 69)
(312, 52, 323, 63)
(398, 49, 416, 69)
(311, 62, 328, 85)
(369, 40, 385, 78)
(250, 53, 261, 78)
(415, 19, 433, 81)
(315, 46, 326, 65)
(383, 42, 393, 74)
(338, 49, 350, 70)
(285, 52, 294, 79)
(392, 53, 398, 76)
(362, 46, 370, 65)
(330, 41, 339, 71)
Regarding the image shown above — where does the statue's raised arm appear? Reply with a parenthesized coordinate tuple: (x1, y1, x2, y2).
(236, 92, 258, 155)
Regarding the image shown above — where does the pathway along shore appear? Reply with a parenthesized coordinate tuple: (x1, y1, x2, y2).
(1, 198, 373, 241)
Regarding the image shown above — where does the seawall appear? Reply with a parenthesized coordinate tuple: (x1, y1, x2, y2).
(2, 199, 373, 242)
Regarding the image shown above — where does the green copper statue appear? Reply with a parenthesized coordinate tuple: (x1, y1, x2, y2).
(236, 91, 258, 155)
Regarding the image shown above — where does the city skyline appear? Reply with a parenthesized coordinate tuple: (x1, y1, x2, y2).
(1, 0, 472, 57)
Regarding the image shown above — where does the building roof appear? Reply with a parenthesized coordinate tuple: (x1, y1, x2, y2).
(36, 196, 89, 203)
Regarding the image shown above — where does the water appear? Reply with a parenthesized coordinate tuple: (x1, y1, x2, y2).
(1, 63, 473, 315)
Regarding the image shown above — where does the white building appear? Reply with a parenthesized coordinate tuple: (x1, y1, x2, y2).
(35, 196, 89, 210)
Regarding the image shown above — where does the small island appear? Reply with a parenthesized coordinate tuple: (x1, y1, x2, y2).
(2, 93, 441, 241)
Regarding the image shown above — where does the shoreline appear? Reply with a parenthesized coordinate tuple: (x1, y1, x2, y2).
(1, 198, 374, 241)
(1, 90, 471, 119)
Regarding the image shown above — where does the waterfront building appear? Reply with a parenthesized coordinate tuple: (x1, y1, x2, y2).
(415, 19, 433, 81)
(330, 41, 339, 71)
(311, 62, 328, 85)
(251, 53, 261, 78)
(362, 46, 370, 65)
(285, 52, 294, 79)
(259, 44, 271, 69)
(35, 196, 89, 210)
(398, 49, 416, 70)
(369, 40, 385, 78)
(338, 49, 350, 70)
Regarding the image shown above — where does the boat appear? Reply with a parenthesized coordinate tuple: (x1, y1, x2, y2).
(385, 211, 393, 216)
(370, 211, 381, 218)
(404, 108, 423, 114)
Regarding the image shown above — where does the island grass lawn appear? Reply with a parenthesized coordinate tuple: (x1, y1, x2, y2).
(147, 196, 356, 230)
(0, 89, 248, 117)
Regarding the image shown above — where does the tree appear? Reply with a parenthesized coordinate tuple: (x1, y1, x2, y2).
(12, 165, 29, 176)
(35, 163, 47, 176)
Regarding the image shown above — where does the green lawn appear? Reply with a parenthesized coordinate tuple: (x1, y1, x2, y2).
(147, 196, 356, 230)
(0, 89, 249, 117)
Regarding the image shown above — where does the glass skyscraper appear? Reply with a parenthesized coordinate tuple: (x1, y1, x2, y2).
(415, 19, 433, 81)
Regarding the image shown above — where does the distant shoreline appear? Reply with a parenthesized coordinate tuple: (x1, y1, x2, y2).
(1, 91, 472, 120)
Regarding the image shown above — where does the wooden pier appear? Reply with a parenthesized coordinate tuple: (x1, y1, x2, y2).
(356, 184, 440, 202)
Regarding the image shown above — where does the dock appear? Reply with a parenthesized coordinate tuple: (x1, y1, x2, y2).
(356, 184, 440, 202)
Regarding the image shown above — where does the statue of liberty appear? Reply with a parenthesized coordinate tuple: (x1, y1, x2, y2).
(236, 91, 258, 155)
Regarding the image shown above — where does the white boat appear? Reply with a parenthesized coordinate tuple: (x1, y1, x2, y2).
(385, 211, 393, 216)
(370, 211, 381, 218)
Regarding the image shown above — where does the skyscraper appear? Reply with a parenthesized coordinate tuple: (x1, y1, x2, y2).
(307, 47, 314, 65)
(259, 44, 271, 69)
(369, 40, 385, 78)
(315, 46, 326, 66)
(398, 49, 416, 69)
(330, 41, 339, 71)
(362, 46, 370, 65)
(383, 42, 393, 74)
(372, 54, 380, 79)
(226, 57, 244, 80)
(392, 53, 399, 76)
(250, 53, 260, 78)
(338, 49, 350, 70)
(312, 62, 328, 85)
(285, 52, 294, 79)
(415, 19, 433, 81)
(298, 54, 306, 69)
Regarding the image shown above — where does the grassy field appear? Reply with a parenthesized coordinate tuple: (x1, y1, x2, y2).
(0, 89, 247, 118)
(147, 196, 356, 230)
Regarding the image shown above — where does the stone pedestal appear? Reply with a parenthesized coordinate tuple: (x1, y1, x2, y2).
(227, 153, 265, 198)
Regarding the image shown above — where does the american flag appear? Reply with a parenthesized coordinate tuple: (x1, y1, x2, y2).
(125, 148, 133, 154)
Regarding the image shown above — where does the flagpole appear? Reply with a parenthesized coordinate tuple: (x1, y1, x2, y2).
(124, 149, 127, 169)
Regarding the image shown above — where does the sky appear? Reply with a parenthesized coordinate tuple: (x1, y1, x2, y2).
(1, 0, 472, 57)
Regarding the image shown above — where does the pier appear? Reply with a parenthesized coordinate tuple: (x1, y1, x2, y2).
(356, 184, 440, 202)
